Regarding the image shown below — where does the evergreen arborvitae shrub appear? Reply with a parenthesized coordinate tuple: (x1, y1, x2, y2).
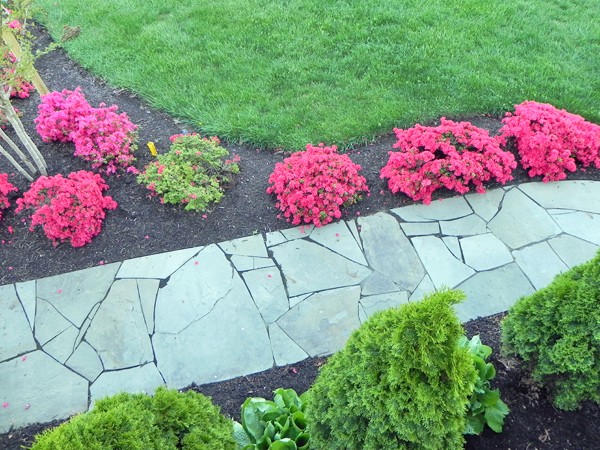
(30, 387, 236, 450)
(502, 250, 600, 411)
(306, 289, 477, 450)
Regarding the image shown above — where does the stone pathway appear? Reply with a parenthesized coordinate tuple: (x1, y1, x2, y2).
(1, 180, 599, 433)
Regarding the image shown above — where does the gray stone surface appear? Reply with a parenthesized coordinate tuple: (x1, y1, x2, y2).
(488, 188, 561, 249)
(268, 323, 309, 366)
(281, 225, 314, 240)
(277, 286, 361, 357)
(42, 325, 79, 364)
(442, 236, 462, 260)
(242, 268, 289, 323)
(361, 272, 400, 296)
(358, 212, 424, 290)
(519, 180, 600, 214)
(400, 221, 440, 236)
(265, 231, 287, 247)
(465, 188, 505, 222)
(65, 341, 104, 381)
(310, 221, 367, 265)
(548, 234, 599, 268)
(90, 364, 165, 406)
(271, 239, 371, 297)
(85, 279, 154, 370)
(359, 291, 409, 322)
(347, 220, 363, 249)
(14, 281, 35, 330)
(34, 299, 72, 346)
(409, 275, 436, 302)
(0, 351, 88, 433)
(117, 247, 203, 279)
(412, 236, 475, 289)
(230, 256, 274, 272)
(461, 233, 513, 271)
(440, 215, 487, 236)
(219, 234, 268, 257)
(513, 242, 569, 290)
(137, 279, 159, 335)
(0, 285, 36, 362)
(550, 210, 600, 246)
(392, 196, 472, 221)
(455, 263, 535, 321)
(153, 274, 272, 387)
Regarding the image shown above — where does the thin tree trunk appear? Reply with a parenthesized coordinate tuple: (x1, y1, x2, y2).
(0, 125, 37, 174)
(0, 141, 33, 181)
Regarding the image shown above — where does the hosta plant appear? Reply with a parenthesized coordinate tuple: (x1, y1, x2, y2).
(137, 134, 240, 212)
(233, 388, 309, 450)
(499, 101, 600, 181)
(459, 335, 509, 434)
(267, 143, 369, 227)
(0, 173, 17, 221)
(380, 118, 516, 204)
(15, 170, 117, 247)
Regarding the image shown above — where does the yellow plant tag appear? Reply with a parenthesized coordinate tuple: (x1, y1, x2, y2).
(147, 141, 158, 157)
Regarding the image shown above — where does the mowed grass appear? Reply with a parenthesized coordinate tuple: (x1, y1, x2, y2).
(36, 0, 599, 150)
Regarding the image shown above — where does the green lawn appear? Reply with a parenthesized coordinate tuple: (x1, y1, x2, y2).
(36, 0, 600, 150)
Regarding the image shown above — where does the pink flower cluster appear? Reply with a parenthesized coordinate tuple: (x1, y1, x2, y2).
(15, 171, 117, 247)
(499, 101, 600, 182)
(35, 88, 138, 174)
(0, 173, 17, 221)
(380, 118, 516, 204)
(267, 143, 369, 226)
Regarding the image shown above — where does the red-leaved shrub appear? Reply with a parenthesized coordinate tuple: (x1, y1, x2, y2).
(499, 101, 600, 182)
(380, 118, 516, 204)
(0, 173, 17, 221)
(15, 171, 117, 247)
(267, 143, 369, 227)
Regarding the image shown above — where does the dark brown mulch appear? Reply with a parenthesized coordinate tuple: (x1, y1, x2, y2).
(1, 23, 599, 450)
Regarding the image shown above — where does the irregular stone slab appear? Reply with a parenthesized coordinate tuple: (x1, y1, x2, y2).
(0, 351, 88, 433)
(465, 188, 505, 222)
(487, 188, 561, 249)
(310, 221, 367, 265)
(289, 293, 311, 309)
(461, 233, 513, 271)
(347, 220, 363, 249)
(281, 224, 313, 240)
(15, 281, 36, 330)
(361, 272, 400, 296)
(358, 212, 424, 290)
(513, 242, 569, 290)
(442, 236, 462, 260)
(550, 210, 600, 246)
(117, 247, 202, 279)
(36, 263, 119, 327)
(34, 299, 72, 346)
(455, 263, 535, 322)
(219, 234, 268, 257)
(409, 275, 436, 302)
(154, 274, 272, 387)
(440, 215, 487, 236)
(137, 279, 159, 335)
(519, 180, 600, 214)
(86, 279, 153, 370)
(0, 285, 36, 362)
(73, 303, 100, 350)
(265, 231, 287, 247)
(400, 221, 440, 236)
(268, 323, 309, 366)
(242, 268, 289, 323)
(277, 286, 361, 357)
(412, 236, 475, 289)
(359, 291, 409, 322)
(548, 235, 599, 268)
(392, 196, 472, 222)
(154, 244, 234, 334)
(271, 239, 371, 297)
(42, 326, 79, 363)
(90, 364, 165, 407)
(66, 341, 104, 381)
(231, 256, 274, 272)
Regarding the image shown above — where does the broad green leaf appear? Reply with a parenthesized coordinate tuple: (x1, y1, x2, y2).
(269, 438, 297, 450)
(484, 399, 510, 433)
(464, 414, 485, 435)
(233, 421, 253, 448)
(481, 388, 501, 406)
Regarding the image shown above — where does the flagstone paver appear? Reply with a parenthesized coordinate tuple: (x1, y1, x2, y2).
(1, 180, 599, 433)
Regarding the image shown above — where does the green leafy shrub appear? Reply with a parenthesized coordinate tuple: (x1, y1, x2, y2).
(306, 289, 477, 450)
(30, 387, 236, 450)
(137, 134, 240, 211)
(233, 388, 309, 450)
(459, 335, 509, 434)
(502, 250, 600, 411)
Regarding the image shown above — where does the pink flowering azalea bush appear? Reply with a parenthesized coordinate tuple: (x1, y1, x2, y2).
(267, 143, 369, 226)
(15, 171, 117, 247)
(137, 134, 240, 212)
(0, 173, 17, 221)
(499, 101, 600, 182)
(35, 88, 138, 174)
(380, 118, 516, 204)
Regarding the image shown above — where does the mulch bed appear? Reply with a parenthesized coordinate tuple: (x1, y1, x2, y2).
(1, 23, 599, 450)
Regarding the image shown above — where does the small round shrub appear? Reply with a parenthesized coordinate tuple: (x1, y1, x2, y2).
(15, 170, 117, 247)
(35, 87, 91, 142)
(307, 289, 477, 450)
(137, 134, 240, 212)
(267, 143, 369, 227)
(499, 101, 600, 182)
(380, 118, 516, 204)
(0, 173, 17, 222)
(30, 387, 236, 450)
(502, 250, 600, 411)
